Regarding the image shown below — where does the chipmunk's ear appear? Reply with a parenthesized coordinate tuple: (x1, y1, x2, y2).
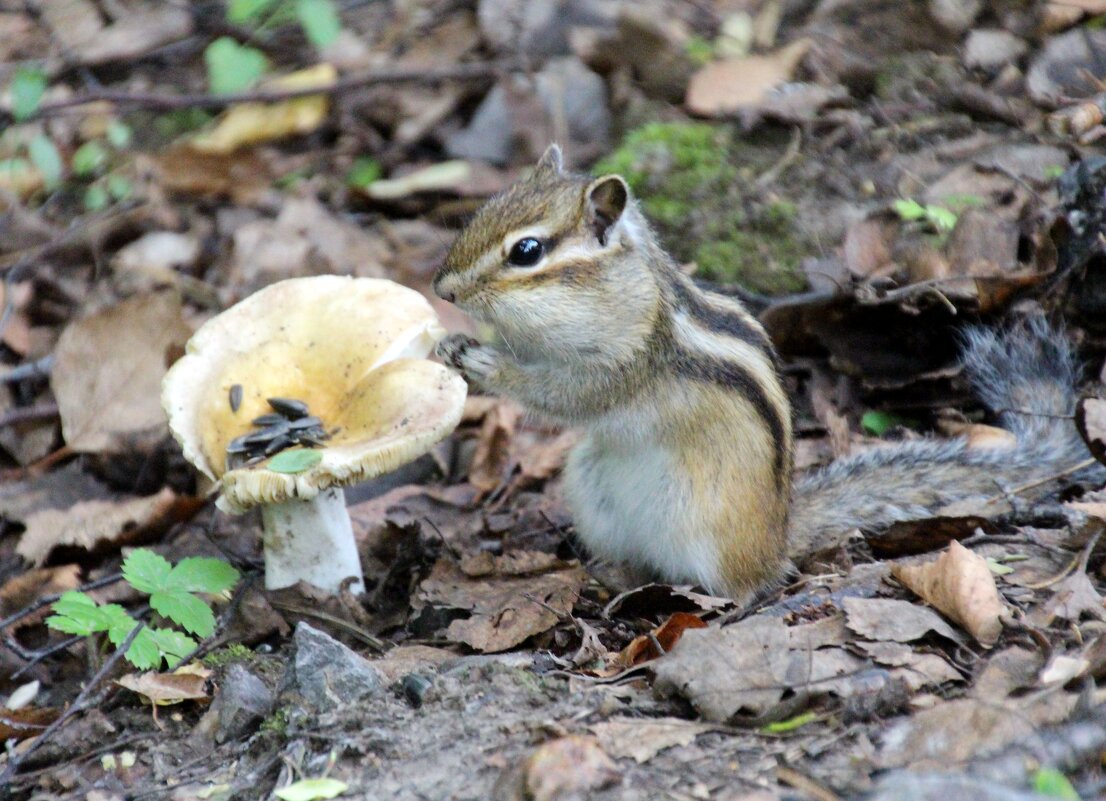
(585, 175, 628, 245)
(535, 143, 564, 175)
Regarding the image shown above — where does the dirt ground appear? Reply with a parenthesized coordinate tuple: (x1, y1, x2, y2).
(2, 1, 1106, 800)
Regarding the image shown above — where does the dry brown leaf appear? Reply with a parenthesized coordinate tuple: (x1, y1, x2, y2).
(116, 666, 211, 705)
(1075, 397, 1106, 466)
(1028, 571, 1106, 626)
(468, 400, 521, 493)
(0, 565, 80, 628)
(51, 290, 191, 454)
(416, 558, 585, 653)
(590, 718, 714, 763)
(935, 421, 1018, 450)
(16, 488, 190, 566)
(843, 214, 898, 278)
(614, 612, 707, 668)
(512, 429, 579, 484)
(521, 736, 620, 801)
(0, 705, 61, 741)
(876, 692, 1077, 770)
(191, 64, 336, 154)
(853, 641, 962, 690)
(685, 38, 810, 116)
(459, 550, 564, 578)
(150, 145, 271, 202)
(842, 597, 965, 645)
(891, 541, 1007, 646)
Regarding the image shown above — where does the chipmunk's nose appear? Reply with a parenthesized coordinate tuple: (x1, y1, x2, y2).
(432, 274, 455, 303)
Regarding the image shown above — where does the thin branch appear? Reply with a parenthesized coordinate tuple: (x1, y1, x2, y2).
(0, 621, 144, 784)
(16, 60, 519, 121)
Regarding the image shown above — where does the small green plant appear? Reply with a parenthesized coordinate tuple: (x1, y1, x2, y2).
(892, 198, 957, 233)
(10, 67, 47, 121)
(1032, 767, 1080, 800)
(47, 549, 240, 670)
(208, 0, 342, 94)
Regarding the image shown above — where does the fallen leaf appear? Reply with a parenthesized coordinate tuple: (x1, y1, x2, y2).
(891, 541, 1007, 646)
(614, 612, 707, 667)
(150, 145, 271, 202)
(416, 558, 586, 652)
(520, 736, 620, 801)
(468, 400, 521, 493)
(274, 778, 348, 801)
(654, 617, 874, 722)
(67, 5, 193, 65)
(17, 488, 194, 566)
(0, 565, 81, 628)
(686, 38, 810, 116)
(0, 705, 61, 741)
(1038, 654, 1089, 686)
(51, 290, 191, 453)
(877, 692, 1077, 770)
(366, 161, 474, 200)
(459, 550, 565, 578)
(842, 597, 965, 645)
(853, 641, 962, 690)
(1076, 397, 1106, 466)
(191, 64, 337, 154)
(1029, 571, 1106, 626)
(116, 666, 211, 705)
(590, 717, 714, 763)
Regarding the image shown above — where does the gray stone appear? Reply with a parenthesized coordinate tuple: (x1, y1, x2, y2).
(284, 622, 382, 712)
(447, 57, 610, 167)
(963, 29, 1028, 71)
(212, 664, 274, 743)
(928, 0, 983, 34)
(477, 0, 616, 58)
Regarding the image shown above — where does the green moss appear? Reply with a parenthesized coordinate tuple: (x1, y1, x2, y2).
(595, 122, 808, 294)
(202, 642, 253, 668)
(260, 706, 290, 736)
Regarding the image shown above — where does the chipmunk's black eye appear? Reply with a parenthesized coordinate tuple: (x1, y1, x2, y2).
(507, 237, 544, 267)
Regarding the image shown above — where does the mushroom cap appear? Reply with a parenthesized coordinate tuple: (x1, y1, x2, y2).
(162, 275, 466, 513)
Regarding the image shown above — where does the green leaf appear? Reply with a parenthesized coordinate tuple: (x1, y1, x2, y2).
(985, 557, 1014, 576)
(72, 140, 109, 176)
(346, 157, 381, 189)
(227, 0, 280, 24)
(150, 589, 216, 638)
(106, 173, 133, 200)
(892, 198, 926, 221)
(274, 777, 349, 801)
(168, 557, 240, 594)
(925, 205, 958, 233)
(124, 628, 163, 670)
(122, 549, 173, 594)
(150, 627, 198, 668)
(1033, 768, 1080, 800)
(106, 120, 133, 149)
(268, 448, 323, 473)
(204, 37, 269, 95)
(761, 711, 817, 733)
(861, 410, 901, 436)
(102, 604, 142, 644)
(46, 592, 106, 636)
(28, 134, 62, 190)
(11, 67, 47, 121)
(84, 184, 109, 211)
(296, 0, 341, 48)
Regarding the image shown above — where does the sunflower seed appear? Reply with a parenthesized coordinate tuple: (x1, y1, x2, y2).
(267, 397, 309, 418)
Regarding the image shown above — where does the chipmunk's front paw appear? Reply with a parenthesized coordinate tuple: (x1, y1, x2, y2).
(435, 334, 497, 384)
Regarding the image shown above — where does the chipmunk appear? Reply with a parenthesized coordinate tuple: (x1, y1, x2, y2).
(433, 144, 1099, 603)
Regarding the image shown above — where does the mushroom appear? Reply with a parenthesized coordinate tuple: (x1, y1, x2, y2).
(162, 275, 467, 593)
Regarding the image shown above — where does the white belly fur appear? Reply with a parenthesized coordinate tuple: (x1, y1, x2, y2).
(564, 432, 723, 591)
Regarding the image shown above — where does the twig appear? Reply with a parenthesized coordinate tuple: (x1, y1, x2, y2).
(1024, 528, 1103, 590)
(0, 355, 54, 384)
(266, 600, 386, 652)
(0, 401, 58, 428)
(15, 61, 519, 121)
(0, 572, 124, 636)
(0, 621, 144, 783)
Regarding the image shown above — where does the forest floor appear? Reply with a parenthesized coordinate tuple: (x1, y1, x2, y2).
(2, 1, 1106, 799)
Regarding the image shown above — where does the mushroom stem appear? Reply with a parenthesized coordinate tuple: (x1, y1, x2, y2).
(259, 488, 365, 593)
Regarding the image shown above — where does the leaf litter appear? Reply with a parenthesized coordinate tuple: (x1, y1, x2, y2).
(2, 1, 1106, 800)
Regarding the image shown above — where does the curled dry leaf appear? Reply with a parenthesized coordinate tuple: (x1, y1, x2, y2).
(590, 718, 715, 764)
(613, 611, 707, 668)
(1075, 397, 1106, 466)
(891, 541, 1007, 647)
(500, 736, 619, 801)
(685, 38, 811, 116)
(116, 666, 211, 706)
(51, 290, 192, 454)
(468, 399, 521, 493)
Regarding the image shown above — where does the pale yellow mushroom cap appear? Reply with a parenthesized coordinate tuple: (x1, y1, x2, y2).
(162, 275, 467, 514)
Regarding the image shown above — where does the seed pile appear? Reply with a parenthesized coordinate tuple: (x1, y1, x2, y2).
(226, 397, 331, 469)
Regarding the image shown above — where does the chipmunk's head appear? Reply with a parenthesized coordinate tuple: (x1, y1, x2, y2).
(434, 144, 659, 358)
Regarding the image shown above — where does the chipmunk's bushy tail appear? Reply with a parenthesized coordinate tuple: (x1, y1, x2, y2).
(787, 317, 1102, 559)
